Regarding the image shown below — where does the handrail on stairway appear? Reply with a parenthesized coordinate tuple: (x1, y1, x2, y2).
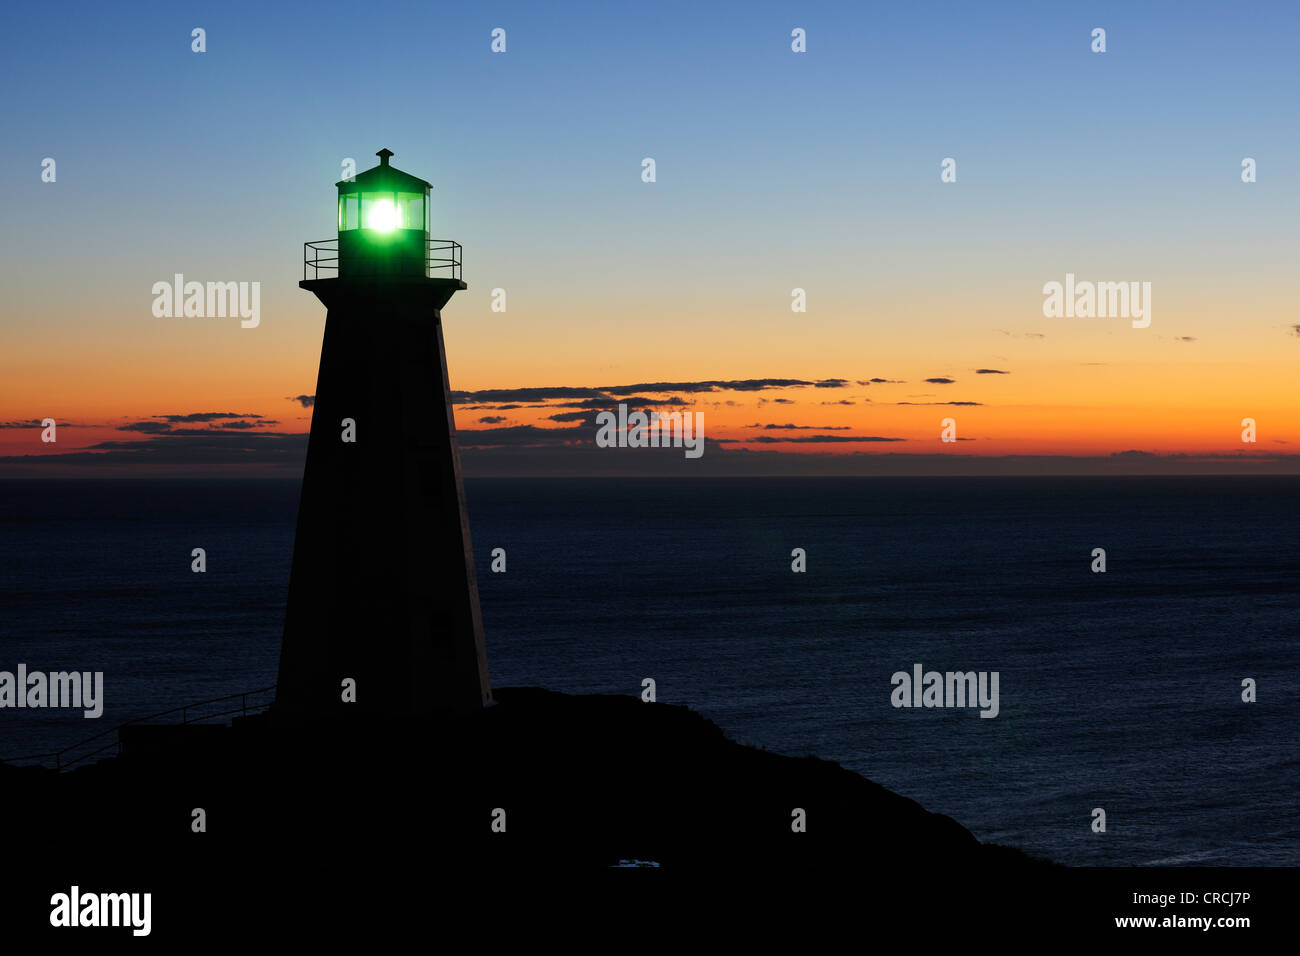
(1, 684, 278, 772)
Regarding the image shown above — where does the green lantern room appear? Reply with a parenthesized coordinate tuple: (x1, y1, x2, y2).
(336, 148, 431, 278)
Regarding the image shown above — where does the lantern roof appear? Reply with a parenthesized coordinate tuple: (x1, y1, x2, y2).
(337, 148, 432, 192)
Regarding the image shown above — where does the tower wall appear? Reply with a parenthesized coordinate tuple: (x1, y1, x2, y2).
(275, 279, 491, 719)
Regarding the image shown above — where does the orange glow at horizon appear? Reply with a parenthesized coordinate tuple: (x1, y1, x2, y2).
(4, 287, 1298, 466)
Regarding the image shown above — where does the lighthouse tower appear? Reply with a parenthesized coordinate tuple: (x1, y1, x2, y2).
(275, 149, 492, 720)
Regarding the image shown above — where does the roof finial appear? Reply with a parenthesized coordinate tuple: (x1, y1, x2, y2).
(377, 148, 394, 166)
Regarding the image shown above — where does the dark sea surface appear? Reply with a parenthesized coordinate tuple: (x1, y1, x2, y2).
(1, 476, 1296, 866)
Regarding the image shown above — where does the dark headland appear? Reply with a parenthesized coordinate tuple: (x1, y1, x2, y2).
(4, 688, 1054, 916)
(35, 687, 1300, 940)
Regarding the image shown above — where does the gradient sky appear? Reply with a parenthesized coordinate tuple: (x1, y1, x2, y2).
(2, 0, 1298, 475)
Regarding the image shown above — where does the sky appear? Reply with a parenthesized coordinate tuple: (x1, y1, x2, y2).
(2, 0, 1298, 476)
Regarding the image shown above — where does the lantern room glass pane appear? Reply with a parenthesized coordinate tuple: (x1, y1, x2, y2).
(339, 195, 360, 231)
(397, 191, 425, 230)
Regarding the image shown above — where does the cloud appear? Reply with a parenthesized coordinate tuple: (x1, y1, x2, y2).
(450, 378, 850, 405)
(545, 411, 592, 423)
(757, 424, 853, 430)
(478, 415, 508, 424)
(895, 401, 983, 406)
(1290, 325, 1300, 337)
(604, 379, 829, 395)
(974, 369, 1009, 375)
(288, 395, 316, 407)
(924, 377, 956, 384)
(722, 434, 905, 444)
(0, 419, 86, 429)
(1174, 336, 1196, 343)
(451, 387, 609, 404)
(154, 412, 263, 423)
(544, 396, 689, 410)
(117, 415, 273, 433)
(856, 378, 904, 385)
(0, 429, 309, 471)
(624, 395, 689, 406)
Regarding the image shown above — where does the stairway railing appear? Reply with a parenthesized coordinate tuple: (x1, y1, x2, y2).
(0, 684, 277, 772)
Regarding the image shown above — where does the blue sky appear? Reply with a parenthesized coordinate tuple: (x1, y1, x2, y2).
(2, 0, 1297, 475)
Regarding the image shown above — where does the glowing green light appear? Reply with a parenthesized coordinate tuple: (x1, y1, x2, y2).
(367, 198, 399, 232)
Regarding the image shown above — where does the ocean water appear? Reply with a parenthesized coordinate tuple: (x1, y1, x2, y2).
(1, 476, 1296, 866)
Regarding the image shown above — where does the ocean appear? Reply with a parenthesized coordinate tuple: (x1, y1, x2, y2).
(1, 476, 1296, 866)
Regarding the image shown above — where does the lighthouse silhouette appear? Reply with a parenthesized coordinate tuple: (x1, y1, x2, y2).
(275, 148, 492, 720)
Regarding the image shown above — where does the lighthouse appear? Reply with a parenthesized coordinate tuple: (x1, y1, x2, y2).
(275, 149, 493, 720)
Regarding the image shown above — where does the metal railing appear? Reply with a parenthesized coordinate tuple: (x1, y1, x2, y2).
(1, 684, 278, 773)
(303, 238, 462, 280)
(303, 239, 338, 279)
(425, 239, 462, 279)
